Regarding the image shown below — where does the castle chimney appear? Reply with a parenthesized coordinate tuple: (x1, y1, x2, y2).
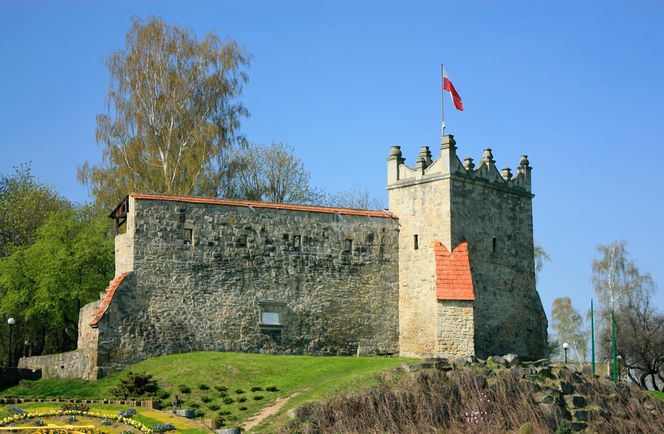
(386, 145, 405, 184)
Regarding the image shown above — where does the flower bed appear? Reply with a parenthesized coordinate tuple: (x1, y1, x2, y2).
(0, 406, 167, 433)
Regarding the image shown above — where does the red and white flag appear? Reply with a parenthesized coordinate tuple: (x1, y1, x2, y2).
(442, 67, 464, 111)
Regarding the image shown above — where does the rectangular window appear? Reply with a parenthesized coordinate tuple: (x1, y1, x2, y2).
(238, 234, 247, 248)
(414, 234, 419, 250)
(492, 237, 497, 254)
(183, 228, 193, 246)
(293, 235, 301, 251)
(343, 239, 353, 254)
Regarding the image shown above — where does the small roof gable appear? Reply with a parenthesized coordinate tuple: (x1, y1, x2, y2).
(434, 241, 475, 301)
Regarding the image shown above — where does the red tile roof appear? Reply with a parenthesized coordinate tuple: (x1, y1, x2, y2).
(434, 241, 475, 301)
(128, 193, 396, 219)
(90, 272, 131, 326)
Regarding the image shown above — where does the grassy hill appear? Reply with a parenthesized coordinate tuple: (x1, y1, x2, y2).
(1, 352, 413, 431)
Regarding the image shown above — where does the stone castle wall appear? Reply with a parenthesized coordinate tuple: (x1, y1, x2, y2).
(93, 196, 400, 372)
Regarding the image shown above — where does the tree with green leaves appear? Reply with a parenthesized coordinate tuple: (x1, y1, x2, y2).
(550, 297, 588, 363)
(0, 206, 114, 364)
(231, 142, 323, 204)
(0, 164, 70, 257)
(78, 17, 250, 210)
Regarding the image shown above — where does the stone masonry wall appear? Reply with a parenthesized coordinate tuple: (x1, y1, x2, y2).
(94, 197, 400, 371)
(388, 178, 449, 358)
(449, 174, 547, 359)
(436, 300, 474, 357)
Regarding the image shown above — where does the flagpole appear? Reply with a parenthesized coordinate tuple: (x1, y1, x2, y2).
(441, 64, 446, 138)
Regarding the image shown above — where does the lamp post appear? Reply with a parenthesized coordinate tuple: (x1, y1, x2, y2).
(563, 342, 569, 364)
(616, 355, 622, 382)
(7, 318, 16, 367)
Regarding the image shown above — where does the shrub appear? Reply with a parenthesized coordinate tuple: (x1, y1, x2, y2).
(223, 397, 235, 405)
(198, 384, 210, 390)
(251, 386, 263, 392)
(201, 395, 212, 403)
(151, 423, 176, 432)
(189, 402, 200, 409)
(218, 391, 228, 398)
(208, 404, 220, 411)
(111, 371, 159, 398)
(555, 422, 572, 434)
(253, 395, 264, 400)
(178, 384, 191, 394)
(266, 386, 279, 392)
(239, 406, 248, 411)
(61, 403, 90, 412)
(8, 406, 25, 415)
(118, 408, 137, 418)
(32, 419, 45, 426)
(235, 389, 245, 394)
(214, 415, 226, 427)
(158, 390, 170, 400)
(238, 397, 247, 403)
(219, 410, 232, 416)
(519, 422, 535, 434)
(214, 385, 227, 392)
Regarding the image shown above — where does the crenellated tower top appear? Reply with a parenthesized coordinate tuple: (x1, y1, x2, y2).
(387, 134, 532, 194)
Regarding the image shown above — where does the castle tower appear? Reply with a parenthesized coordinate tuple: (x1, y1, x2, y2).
(387, 134, 547, 359)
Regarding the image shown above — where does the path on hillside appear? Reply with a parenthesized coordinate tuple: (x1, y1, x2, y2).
(242, 392, 300, 432)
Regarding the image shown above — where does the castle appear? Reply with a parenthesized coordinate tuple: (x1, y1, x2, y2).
(19, 133, 548, 380)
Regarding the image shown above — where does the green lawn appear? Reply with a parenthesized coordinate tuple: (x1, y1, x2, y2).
(1, 352, 413, 431)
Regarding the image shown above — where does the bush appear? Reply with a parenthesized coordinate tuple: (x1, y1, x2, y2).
(214, 385, 227, 392)
(223, 397, 235, 405)
(198, 384, 210, 390)
(218, 391, 228, 398)
(239, 406, 248, 411)
(201, 396, 212, 403)
(158, 390, 170, 400)
(238, 397, 247, 403)
(251, 386, 263, 392)
(111, 371, 159, 398)
(218, 410, 232, 416)
(235, 389, 245, 394)
(189, 402, 200, 409)
(151, 423, 175, 432)
(253, 395, 264, 400)
(214, 415, 226, 427)
(178, 384, 191, 394)
(519, 422, 535, 434)
(61, 403, 90, 412)
(266, 386, 279, 392)
(118, 408, 137, 418)
(208, 404, 220, 411)
(555, 422, 572, 434)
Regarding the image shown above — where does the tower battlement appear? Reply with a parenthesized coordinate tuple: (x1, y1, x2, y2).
(387, 134, 532, 193)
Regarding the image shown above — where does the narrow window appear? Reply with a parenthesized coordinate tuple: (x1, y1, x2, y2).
(293, 235, 301, 251)
(238, 234, 247, 248)
(414, 234, 419, 250)
(492, 237, 497, 254)
(183, 228, 193, 246)
(343, 239, 353, 254)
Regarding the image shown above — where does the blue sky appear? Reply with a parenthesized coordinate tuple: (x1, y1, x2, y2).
(1, 0, 663, 320)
